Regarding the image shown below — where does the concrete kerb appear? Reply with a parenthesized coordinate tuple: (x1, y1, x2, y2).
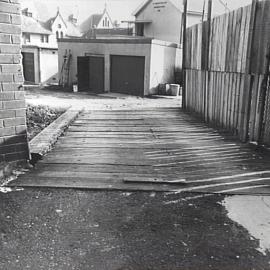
(29, 107, 83, 161)
(0, 107, 82, 187)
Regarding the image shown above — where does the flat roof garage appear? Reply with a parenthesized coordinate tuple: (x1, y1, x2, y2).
(58, 37, 181, 96)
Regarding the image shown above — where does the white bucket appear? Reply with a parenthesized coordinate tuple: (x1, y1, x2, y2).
(170, 84, 180, 96)
(73, 84, 78, 92)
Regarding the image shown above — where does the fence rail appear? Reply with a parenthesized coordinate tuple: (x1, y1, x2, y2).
(185, 0, 270, 145)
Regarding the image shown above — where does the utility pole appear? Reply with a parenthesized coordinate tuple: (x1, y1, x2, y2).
(202, 0, 206, 22)
(207, 0, 212, 34)
(182, 0, 187, 109)
(204, 0, 212, 121)
(206, 0, 212, 71)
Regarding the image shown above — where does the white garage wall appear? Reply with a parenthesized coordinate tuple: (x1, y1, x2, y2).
(149, 40, 179, 94)
(40, 48, 59, 84)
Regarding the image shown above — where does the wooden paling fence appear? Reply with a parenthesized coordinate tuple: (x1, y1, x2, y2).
(184, 0, 270, 145)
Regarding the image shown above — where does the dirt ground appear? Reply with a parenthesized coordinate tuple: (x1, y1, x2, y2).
(25, 88, 182, 110)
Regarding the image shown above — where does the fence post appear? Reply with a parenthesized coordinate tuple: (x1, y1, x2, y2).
(258, 44, 270, 144)
(240, 0, 258, 142)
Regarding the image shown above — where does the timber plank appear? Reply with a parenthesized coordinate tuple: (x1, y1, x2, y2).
(10, 105, 270, 195)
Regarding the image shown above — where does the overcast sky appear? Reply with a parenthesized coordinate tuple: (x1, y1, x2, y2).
(21, 0, 252, 25)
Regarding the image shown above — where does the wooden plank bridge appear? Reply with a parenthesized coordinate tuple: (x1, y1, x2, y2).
(9, 108, 270, 195)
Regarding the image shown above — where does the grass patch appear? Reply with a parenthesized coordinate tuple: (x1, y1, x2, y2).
(26, 105, 66, 141)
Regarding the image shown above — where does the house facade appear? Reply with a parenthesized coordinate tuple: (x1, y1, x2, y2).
(131, 0, 203, 44)
(44, 10, 81, 41)
(21, 8, 81, 85)
(21, 9, 58, 84)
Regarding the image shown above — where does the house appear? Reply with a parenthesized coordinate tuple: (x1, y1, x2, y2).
(58, 36, 181, 96)
(80, 5, 115, 34)
(80, 5, 131, 39)
(21, 7, 81, 85)
(44, 9, 82, 40)
(21, 9, 58, 84)
(124, 0, 203, 44)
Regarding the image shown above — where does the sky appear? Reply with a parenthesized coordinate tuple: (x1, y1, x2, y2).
(21, 0, 252, 25)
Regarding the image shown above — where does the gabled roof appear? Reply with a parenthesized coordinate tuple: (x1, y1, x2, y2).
(80, 8, 115, 34)
(43, 10, 67, 31)
(91, 14, 103, 27)
(80, 14, 102, 33)
(66, 20, 82, 37)
(133, 0, 203, 16)
(22, 15, 52, 35)
(132, 0, 152, 16)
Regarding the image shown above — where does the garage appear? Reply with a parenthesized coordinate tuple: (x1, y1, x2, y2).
(58, 38, 180, 96)
(22, 52, 35, 83)
(110, 55, 145, 96)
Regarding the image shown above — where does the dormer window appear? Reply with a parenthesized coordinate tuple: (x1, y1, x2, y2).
(41, 34, 49, 43)
(56, 31, 59, 39)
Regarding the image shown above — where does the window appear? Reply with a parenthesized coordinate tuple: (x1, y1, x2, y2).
(103, 17, 110, 27)
(58, 24, 61, 29)
(24, 33, 31, 43)
(41, 34, 49, 43)
(60, 31, 64, 38)
(56, 31, 59, 39)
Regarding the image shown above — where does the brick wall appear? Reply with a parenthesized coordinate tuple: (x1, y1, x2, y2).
(0, 0, 29, 165)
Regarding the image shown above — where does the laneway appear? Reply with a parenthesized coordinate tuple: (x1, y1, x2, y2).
(2, 104, 270, 269)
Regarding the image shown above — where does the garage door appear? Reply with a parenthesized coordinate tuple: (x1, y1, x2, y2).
(77, 56, 90, 91)
(110, 55, 145, 96)
(77, 56, 104, 92)
(22, 52, 35, 83)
